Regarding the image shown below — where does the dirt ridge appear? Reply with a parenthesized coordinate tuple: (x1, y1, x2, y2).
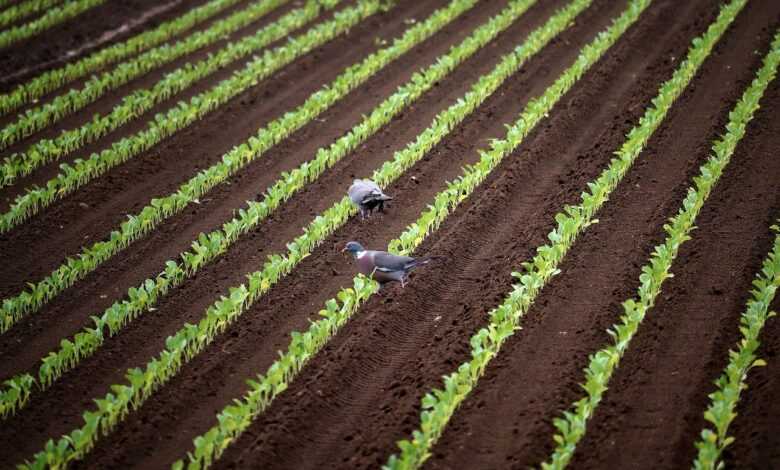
(205, 0, 730, 467)
(2, 0, 779, 468)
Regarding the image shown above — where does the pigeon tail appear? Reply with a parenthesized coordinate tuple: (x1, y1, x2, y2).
(362, 192, 393, 203)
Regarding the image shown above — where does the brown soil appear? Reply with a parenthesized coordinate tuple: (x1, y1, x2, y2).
(568, 67, 780, 470)
(1, 0, 779, 468)
(0, 0, 300, 129)
(428, 1, 780, 469)
(0, 0, 436, 348)
(729, 293, 780, 469)
(0, 0, 221, 89)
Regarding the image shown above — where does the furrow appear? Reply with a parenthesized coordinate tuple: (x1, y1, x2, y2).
(0, 0, 64, 29)
(425, 0, 780, 467)
(12, 1, 489, 466)
(561, 26, 780, 469)
(691, 223, 780, 469)
(0, 0, 527, 420)
(0, 0, 297, 185)
(0, 0, 248, 116)
(0, 0, 386, 332)
(180, 0, 635, 466)
(540, 30, 780, 469)
(385, 0, 747, 466)
(0, 0, 106, 49)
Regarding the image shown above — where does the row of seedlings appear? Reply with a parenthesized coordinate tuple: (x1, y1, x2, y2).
(0, 0, 478, 332)
(542, 27, 780, 469)
(177, 0, 626, 466)
(692, 220, 780, 470)
(0, 0, 309, 182)
(16, 0, 597, 466)
(0, 0, 250, 115)
(383, 0, 748, 467)
(0, 0, 63, 28)
(0, 0, 19, 11)
(13, 0, 500, 466)
(0, 0, 533, 417)
(0, 0, 105, 49)
(0, 0, 386, 233)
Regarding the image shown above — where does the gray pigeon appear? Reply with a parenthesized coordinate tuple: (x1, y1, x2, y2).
(348, 179, 392, 219)
(342, 241, 437, 288)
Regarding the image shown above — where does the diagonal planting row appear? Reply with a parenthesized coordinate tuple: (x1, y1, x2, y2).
(11, 0, 497, 464)
(0, 0, 105, 49)
(0, 0, 296, 178)
(541, 28, 779, 469)
(178, 0, 637, 466)
(0, 0, 306, 185)
(0, 0, 373, 331)
(0, 0, 249, 116)
(0, 0, 380, 233)
(0, 0, 63, 28)
(8, 2, 398, 227)
(692, 219, 780, 470)
(383, 0, 746, 467)
(0, 0, 476, 334)
(0, 0, 525, 418)
(15, 0, 597, 466)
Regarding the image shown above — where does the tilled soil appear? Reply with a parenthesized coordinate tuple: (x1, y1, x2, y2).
(213, 0, 777, 467)
(569, 60, 780, 470)
(0, 0, 440, 368)
(0, 0, 219, 88)
(0, 0, 300, 131)
(429, 1, 780, 468)
(1, 0, 779, 468)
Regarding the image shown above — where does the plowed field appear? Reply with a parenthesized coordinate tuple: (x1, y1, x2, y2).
(0, 0, 778, 468)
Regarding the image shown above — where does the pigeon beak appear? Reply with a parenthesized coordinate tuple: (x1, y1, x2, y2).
(341, 247, 347, 252)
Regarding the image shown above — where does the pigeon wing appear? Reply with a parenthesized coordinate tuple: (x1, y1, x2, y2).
(350, 180, 387, 204)
(371, 251, 416, 273)
(360, 179, 382, 193)
(348, 180, 371, 205)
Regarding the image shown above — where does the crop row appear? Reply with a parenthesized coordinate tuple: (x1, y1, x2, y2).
(0, 0, 247, 116)
(542, 20, 772, 469)
(381, 0, 749, 466)
(0, 0, 104, 49)
(690, 36, 780, 470)
(0, 0, 299, 184)
(0, 0, 387, 234)
(0, 0, 63, 28)
(177, 0, 605, 466)
(0, 0, 381, 332)
(692, 220, 780, 470)
(0, 0, 455, 337)
(0, 0, 511, 418)
(15, 0, 488, 466)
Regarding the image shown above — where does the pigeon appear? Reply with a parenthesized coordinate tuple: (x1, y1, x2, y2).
(342, 241, 438, 288)
(348, 179, 393, 219)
